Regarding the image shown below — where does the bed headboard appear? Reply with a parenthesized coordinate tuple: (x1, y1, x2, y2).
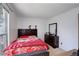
(18, 29, 37, 38)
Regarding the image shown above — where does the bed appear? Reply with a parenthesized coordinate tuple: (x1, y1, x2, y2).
(3, 29, 49, 56)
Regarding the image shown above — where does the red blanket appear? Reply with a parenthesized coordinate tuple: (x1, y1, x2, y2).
(4, 36, 48, 56)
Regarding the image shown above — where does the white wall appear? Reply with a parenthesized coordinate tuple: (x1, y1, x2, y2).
(47, 7, 79, 51)
(9, 12, 17, 43)
(78, 14, 79, 48)
(17, 17, 47, 40)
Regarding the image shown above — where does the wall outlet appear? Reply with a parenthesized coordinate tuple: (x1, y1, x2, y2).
(61, 42, 63, 45)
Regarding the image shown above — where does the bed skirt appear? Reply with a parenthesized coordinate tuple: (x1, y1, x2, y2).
(15, 50, 49, 56)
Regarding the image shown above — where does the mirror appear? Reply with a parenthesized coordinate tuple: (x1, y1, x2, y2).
(49, 23, 57, 36)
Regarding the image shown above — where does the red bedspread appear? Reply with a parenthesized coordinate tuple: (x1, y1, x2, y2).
(4, 36, 48, 56)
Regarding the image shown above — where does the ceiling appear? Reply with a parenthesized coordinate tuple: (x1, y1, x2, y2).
(11, 3, 79, 18)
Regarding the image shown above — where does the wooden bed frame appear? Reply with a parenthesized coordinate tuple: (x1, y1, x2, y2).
(17, 29, 49, 56)
(18, 29, 37, 38)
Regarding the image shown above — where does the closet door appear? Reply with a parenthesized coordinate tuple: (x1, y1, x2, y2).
(0, 4, 9, 53)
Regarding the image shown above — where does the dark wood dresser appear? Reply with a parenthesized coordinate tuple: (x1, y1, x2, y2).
(44, 34, 59, 48)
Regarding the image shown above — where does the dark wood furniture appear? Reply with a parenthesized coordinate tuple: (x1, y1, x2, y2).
(77, 49, 79, 56)
(45, 34, 59, 48)
(18, 29, 37, 37)
(45, 23, 59, 48)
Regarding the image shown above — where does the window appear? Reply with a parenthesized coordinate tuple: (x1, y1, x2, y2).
(0, 4, 9, 53)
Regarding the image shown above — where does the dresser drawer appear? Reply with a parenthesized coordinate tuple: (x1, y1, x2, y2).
(44, 34, 59, 48)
